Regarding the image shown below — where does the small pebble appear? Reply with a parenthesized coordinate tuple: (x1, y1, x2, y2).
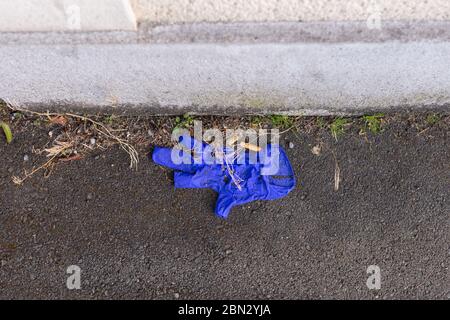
(174, 293, 180, 299)
(90, 138, 96, 145)
(288, 141, 294, 149)
(225, 249, 232, 255)
(48, 131, 53, 138)
(148, 130, 154, 137)
(7, 167, 13, 173)
(312, 145, 321, 155)
(86, 193, 93, 200)
(23, 154, 29, 162)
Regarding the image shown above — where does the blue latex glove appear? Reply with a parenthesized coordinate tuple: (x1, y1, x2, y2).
(152, 134, 295, 218)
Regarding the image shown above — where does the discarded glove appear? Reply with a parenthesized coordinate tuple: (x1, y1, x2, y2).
(152, 134, 295, 218)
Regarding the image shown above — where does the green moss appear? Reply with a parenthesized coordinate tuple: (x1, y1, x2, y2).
(104, 115, 116, 125)
(330, 117, 349, 141)
(246, 98, 266, 109)
(363, 113, 384, 134)
(268, 115, 293, 129)
(174, 113, 195, 129)
(425, 113, 441, 126)
(249, 115, 294, 129)
(250, 116, 263, 127)
(315, 117, 327, 129)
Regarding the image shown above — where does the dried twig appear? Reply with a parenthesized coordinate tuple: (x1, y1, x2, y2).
(64, 112, 138, 169)
(12, 153, 59, 185)
(44, 140, 73, 157)
(5, 100, 139, 185)
(332, 151, 341, 191)
(5, 100, 139, 169)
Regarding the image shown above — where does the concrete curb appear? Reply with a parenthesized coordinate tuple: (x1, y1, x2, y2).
(1, 21, 450, 115)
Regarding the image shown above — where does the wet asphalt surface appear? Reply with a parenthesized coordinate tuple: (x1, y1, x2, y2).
(0, 121, 448, 300)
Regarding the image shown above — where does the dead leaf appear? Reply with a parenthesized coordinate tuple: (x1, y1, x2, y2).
(312, 145, 321, 155)
(49, 116, 68, 126)
(44, 141, 72, 157)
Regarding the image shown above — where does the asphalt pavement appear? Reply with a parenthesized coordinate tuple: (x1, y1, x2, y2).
(0, 120, 448, 299)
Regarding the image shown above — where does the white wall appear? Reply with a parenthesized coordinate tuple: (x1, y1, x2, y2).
(130, 0, 450, 23)
(0, 0, 136, 31)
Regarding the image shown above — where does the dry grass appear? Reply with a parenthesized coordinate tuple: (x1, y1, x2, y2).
(1, 99, 448, 187)
(5, 100, 139, 185)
